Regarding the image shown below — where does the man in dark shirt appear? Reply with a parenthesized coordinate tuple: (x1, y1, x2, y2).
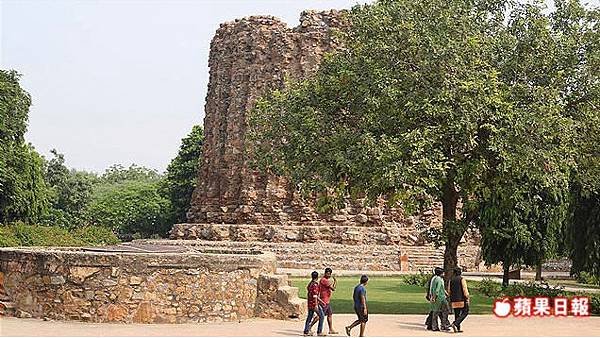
(448, 267, 470, 332)
(345, 275, 369, 337)
(425, 268, 436, 329)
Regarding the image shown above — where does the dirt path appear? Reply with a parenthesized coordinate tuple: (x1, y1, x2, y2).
(2, 314, 598, 336)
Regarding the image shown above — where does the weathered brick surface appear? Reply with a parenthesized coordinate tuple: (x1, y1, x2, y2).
(0, 247, 302, 323)
(187, 10, 414, 226)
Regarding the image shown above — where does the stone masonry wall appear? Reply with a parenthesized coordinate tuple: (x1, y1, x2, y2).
(0, 247, 303, 323)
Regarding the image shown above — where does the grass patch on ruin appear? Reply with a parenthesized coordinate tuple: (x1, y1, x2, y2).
(0, 223, 119, 247)
(290, 276, 494, 315)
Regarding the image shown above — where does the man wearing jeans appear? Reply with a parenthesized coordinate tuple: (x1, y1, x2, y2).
(310, 267, 338, 334)
(304, 271, 325, 336)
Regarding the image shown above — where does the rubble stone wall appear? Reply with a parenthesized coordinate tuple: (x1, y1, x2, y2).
(0, 247, 303, 323)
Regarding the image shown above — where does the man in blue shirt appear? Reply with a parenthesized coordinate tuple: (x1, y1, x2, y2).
(345, 275, 369, 337)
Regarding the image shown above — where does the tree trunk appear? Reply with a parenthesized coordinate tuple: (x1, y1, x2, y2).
(502, 263, 510, 287)
(535, 262, 543, 281)
(443, 241, 459, 282)
(442, 174, 461, 282)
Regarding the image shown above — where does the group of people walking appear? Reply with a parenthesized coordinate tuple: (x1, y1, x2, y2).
(302, 266, 470, 336)
(426, 267, 470, 333)
(303, 268, 369, 337)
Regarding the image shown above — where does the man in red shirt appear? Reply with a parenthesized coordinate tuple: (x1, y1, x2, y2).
(310, 267, 338, 335)
(304, 271, 325, 336)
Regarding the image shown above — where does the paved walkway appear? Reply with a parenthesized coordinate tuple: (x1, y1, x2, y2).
(1, 315, 599, 336)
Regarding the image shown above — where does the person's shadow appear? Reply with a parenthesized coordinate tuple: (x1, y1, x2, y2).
(396, 320, 429, 332)
(272, 329, 346, 336)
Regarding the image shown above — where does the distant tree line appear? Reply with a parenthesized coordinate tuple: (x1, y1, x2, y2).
(0, 69, 203, 241)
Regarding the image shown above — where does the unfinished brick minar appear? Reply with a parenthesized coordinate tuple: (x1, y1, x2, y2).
(176, 10, 481, 271)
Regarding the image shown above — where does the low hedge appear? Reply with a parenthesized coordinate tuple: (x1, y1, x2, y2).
(0, 223, 119, 247)
(474, 277, 599, 315)
(401, 272, 432, 287)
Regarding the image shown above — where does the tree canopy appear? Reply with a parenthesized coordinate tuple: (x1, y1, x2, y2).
(162, 125, 203, 223)
(0, 70, 49, 224)
(42, 149, 97, 227)
(249, 0, 597, 277)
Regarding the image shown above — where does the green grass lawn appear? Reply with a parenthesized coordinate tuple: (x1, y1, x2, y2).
(290, 276, 494, 315)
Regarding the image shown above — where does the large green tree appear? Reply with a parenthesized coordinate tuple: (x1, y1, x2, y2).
(87, 164, 171, 238)
(87, 179, 172, 238)
(567, 186, 600, 277)
(249, 0, 583, 278)
(559, 0, 600, 278)
(42, 149, 97, 227)
(478, 0, 599, 284)
(162, 125, 203, 223)
(0, 70, 49, 224)
(479, 180, 569, 285)
(99, 164, 161, 184)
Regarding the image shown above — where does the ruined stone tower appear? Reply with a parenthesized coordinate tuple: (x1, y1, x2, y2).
(187, 10, 351, 226)
(171, 10, 481, 271)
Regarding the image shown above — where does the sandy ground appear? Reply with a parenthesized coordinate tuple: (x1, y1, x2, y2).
(1, 314, 599, 337)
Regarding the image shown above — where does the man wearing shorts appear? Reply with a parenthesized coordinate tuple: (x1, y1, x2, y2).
(310, 267, 338, 334)
(346, 275, 369, 337)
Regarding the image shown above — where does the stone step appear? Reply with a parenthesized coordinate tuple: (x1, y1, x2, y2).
(138, 239, 480, 272)
(256, 273, 305, 320)
(277, 285, 299, 301)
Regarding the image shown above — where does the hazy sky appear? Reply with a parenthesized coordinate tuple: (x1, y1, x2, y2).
(1, 0, 368, 173)
(2, 0, 597, 173)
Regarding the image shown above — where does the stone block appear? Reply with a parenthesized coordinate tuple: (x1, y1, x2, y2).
(354, 214, 368, 224)
(129, 276, 143, 285)
(16, 309, 32, 318)
(69, 267, 100, 284)
(50, 276, 65, 285)
(105, 304, 128, 322)
(133, 302, 156, 323)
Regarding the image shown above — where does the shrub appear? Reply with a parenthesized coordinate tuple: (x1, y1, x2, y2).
(502, 281, 566, 298)
(8, 222, 84, 246)
(590, 293, 600, 315)
(576, 272, 600, 286)
(401, 272, 431, 287)
(0, 226, 19, 247)
(72, 226, 119, 246)
(476, 277, 502, 297)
